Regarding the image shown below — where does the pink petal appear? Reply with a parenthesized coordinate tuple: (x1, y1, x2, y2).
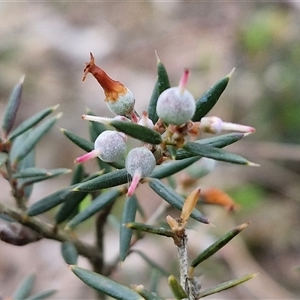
(126, 170, 142, 197)
(74, 149, 101, 164)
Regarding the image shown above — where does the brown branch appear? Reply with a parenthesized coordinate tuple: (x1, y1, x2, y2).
(0, 202, 102, 264)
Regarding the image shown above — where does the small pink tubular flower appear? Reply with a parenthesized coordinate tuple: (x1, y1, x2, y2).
(75, 130, 127, 164)
(156, 69, 196, 125)
(200, 116, 255, 134)
(125, 147, 156, 196)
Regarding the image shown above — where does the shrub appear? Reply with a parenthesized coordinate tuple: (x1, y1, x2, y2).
(0, 52, 257, 300)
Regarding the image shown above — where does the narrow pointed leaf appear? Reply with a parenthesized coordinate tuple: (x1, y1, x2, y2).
(168, 275, 188, 300)
(9, 129, 30, 163)
(18, 169, 71, 187)
(134, 285, 164, 300)
(150, 156, 201, 179)
(183, 142, 253, 165)
(24, 289, 57, 300)
(13, 167, 70, 179)
(13, 167, 51, 178)
(12, 114, 60, 166)
(148, 80, 159, 124)
(12, 272, 35, 300)
(60, 127, 93, 152)
(198, 273, 257, 298)
(55, 191, 88, 225)
(126, 222, 175, 239)
(55, 164, 87, 224)
(16, 144, 35, 199)
(149, 179, 209, 224)
(156, 56, 171, 95)
(73, 168, 128, 192)
(190, 223, 249, 270)
(66, 189, 121, 229)
(176, 133, 245, 160)
(2, 76, 24, 137)
(192, 70, 232, 121)
(8, 105, 59, 141)
(0, 152, 8, 167)
(110, 120, 162, 145)
(148, 54, 170, 124)
(70, 265, 143, 300)
(71, 163, 85, 185)
(27, 172, 100, 216)
(132, 249, 170, 276)
(61, 241, 78, 265)
(26, 186, 76, 216)
(120, 195, 138, 261)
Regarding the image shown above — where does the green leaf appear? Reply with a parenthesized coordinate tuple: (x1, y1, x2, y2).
(2, 76, 24, 137)
(17, 149, 35, 199)
(13, 167, 70, 179)
(8, 104, 59, 141)
(17, 168, 71, 188)
(55, 191, 88, 225)
(70, 265, 143, 300)
(168, 275, 188, 300)
(109, 120, 162, 145)
(61, 241, 78, 265)
(71, 163, 85, 185)
(13, 167, 52, 178)
(183, 142, 256, 166)
(24, 289, 57, 300)
(126, 222, 175, 239)
(190, 223, 249, 270)
(12, 114, 61, 166)
(150, 156, 201, 179)
(55, 164, 87, 224)
(60, 127, 94, 152)
(9, 129, 31, 163)
(0, 152, 8, 167)
(27, 172, 101, 216)
(192, 70, 233, 121)
(148, 53, 170, 124)
(132, 249, 170, 276)
(120, 195, 138, 261)
(156, 54, 171, 95)
(12, 272, 35, 300)
(198, 273, 257, 298)
(148, 80, 159, 124)
(148, 179, 209, 224)
(176, 132, 246, 160)
(66, 189, 121, 229)
(26, 186, 76, 216)
(73, 168, 128, 192)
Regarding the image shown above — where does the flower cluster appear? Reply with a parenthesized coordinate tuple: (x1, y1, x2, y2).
(75, 53, 255, 197)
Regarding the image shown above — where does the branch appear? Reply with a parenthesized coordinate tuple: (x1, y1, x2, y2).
(0, 202, 102, 264)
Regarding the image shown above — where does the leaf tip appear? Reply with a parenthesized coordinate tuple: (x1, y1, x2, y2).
(227, 67, 235, 78)
(56, 112, 63, 119)
(20, 74, 26, 84)
(155, 50, 160, 63)
(52, 104, 60, 111)
(247, 161, 260, 167)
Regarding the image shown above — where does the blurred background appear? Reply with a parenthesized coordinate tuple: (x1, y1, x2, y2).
(0, 1, 300, 299)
